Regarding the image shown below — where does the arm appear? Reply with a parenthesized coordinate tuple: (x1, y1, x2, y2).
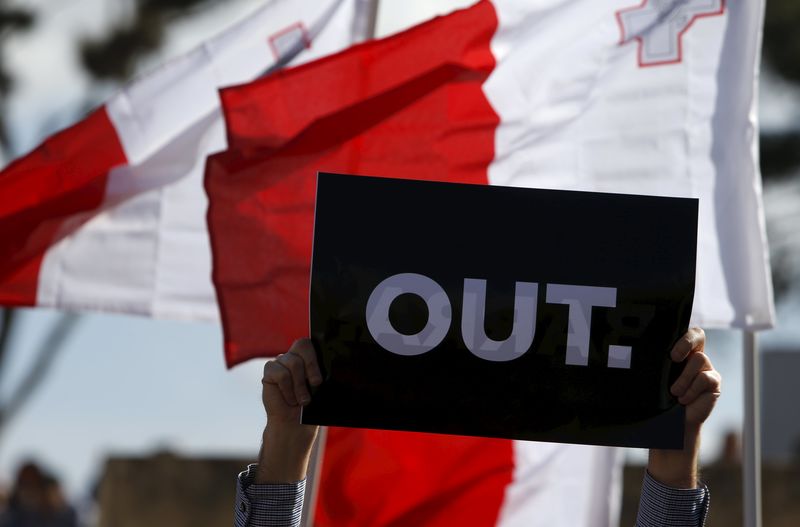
(235, 339, 322, 527)
(637, 328, 719, 527)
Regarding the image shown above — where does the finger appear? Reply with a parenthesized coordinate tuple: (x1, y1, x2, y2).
(288, 339, 323, 386)
(277, 352, 312, 405)
(670, 352, 711, 397)
(679, 369, 721, 406)
(671, 327, 705, 362)
(263, 358, 299, 406)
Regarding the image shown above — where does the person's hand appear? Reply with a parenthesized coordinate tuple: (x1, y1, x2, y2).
(262, 338, 323, 427)
(256, 338, 323, 484)
(668, 327, 721, 429)
(648, 327, 720, 489)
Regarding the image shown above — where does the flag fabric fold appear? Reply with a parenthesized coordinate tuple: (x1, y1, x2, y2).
(316, 429, 515, 526)
(316, 427, 623, 527)
(0, 0, 368, 318)
(0, 108, 126, 304)
(1, 0, 775, 526)
(208, 2, 631, 526)
(207, 0, 499, 364)
(206, 1, 771, 526)
(208, 0, 774, 364)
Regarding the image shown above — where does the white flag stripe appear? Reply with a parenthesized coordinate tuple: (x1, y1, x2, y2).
(485, 0, 769, 522)
(485, 0, 773, 331)
(498, 443, 623, 527)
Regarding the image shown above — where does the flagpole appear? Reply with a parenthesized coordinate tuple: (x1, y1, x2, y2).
(742, 330, 762, 527)
(301, 3, 379, 525)
(300, 426, 328, 526)
(363, 0, 380, 40)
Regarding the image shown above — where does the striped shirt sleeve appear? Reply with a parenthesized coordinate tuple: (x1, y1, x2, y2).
(234, 464, 305, 527)
(635, 470, 710, 527)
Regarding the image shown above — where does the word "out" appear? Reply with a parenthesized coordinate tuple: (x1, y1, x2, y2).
(366, 273, 633, 369)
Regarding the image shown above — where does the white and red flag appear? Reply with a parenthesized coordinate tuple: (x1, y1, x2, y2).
(0, 0, 369, 317)
(206, 1, 772, 525)
(1, 1, 774, 526)
(208, 0, 773, 364)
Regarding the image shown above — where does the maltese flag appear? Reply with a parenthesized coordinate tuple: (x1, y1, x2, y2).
(209, 0, 773, 365)
(1, 1, 773, 525)
(0, 0, 370, 318)
(210, 1, 771, 526)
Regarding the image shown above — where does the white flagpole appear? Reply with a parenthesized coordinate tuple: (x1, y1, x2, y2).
(362, 0, 380, 40)
(742, 330, 762, 527)
(301, 426, 328, 526)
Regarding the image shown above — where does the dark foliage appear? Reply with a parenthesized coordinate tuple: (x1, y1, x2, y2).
(759, 0, 800, 183)
(763, 1, 800, 85)
(761, 132, 800, 179)
(80, 0, 216, 82)
(0, 1, 34, 151)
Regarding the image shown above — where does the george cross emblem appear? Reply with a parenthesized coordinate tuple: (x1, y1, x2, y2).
(268, 22, 311, 62)
(616, 0, 725, 67)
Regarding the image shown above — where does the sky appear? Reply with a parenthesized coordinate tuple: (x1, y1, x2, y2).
(1, 0, 800, 502)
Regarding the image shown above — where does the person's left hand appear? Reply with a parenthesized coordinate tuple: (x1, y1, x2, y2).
(667, 327, 721, 428)
(647, 327, 720, 489)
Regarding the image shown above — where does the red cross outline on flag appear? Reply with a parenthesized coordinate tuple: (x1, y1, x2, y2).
(268, 22, 312, 62)
(616, 0, 726, 67)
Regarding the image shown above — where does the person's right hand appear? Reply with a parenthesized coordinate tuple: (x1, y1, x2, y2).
(261, 338, 323, 427)
(256, 339, 323, 484)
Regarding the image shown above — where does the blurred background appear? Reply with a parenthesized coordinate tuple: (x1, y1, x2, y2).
(0, 0, 798, 525)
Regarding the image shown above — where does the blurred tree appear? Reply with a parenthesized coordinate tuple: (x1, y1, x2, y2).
(759, 0, 800, 298)
(80, 0, 217, 82)
(761, 0, 800, 181)
(0, 0, 33, 156)
(762, 0, 800, 85)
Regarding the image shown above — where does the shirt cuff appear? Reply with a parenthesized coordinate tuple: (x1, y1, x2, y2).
(234, 463, 306, 527)
(635, 470, 709, 527)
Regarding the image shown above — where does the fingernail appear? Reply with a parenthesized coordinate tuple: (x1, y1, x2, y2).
(300, 396, 310, 405)
(310, 376, 322, 386)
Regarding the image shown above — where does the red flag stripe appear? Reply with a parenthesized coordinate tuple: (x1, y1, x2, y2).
(317, 428, 514, 527)
(207, 2, 510, 523)
(0, 107, 127, 305)
(220, 0, 497, 154)
(206, 0, 499, 365)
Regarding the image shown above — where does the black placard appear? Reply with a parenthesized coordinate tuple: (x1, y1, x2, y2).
(303, 172, 698, 449)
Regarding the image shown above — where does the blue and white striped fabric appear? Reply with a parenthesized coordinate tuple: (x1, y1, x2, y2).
(636, 471, 710, 526)
(235, 464, 305, 527)
(234, 464, 710, 527)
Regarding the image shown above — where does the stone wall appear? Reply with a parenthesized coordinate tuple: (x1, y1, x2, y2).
(98, 452, 800, 526)
(97, 452, 252, 527)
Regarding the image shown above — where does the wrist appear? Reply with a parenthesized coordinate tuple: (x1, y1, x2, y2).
(647, 424, 701, 489)
(264, 419, 318, 443)
(255, 423, 319, 484)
